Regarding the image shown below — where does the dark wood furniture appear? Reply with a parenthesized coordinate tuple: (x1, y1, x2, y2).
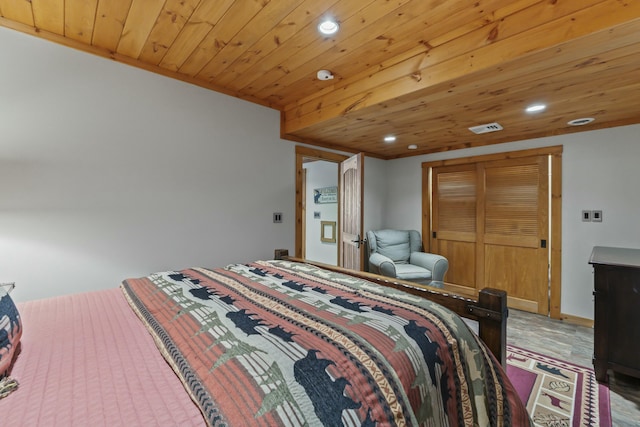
(589, 246, 640, 383)
(287, 257, 508, 368)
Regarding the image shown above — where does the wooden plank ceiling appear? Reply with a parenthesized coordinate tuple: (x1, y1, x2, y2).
(1, 0, 639, 159)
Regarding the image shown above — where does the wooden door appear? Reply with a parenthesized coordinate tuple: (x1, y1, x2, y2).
(300, 167, 307, 260)
(431, 155, 550, 314)
(482, 156, 549, 314)
(431, 164, 478, 289)
(339, 153, 364, 270)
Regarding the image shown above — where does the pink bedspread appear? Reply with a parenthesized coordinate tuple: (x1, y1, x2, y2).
(0, 288, 205, 426)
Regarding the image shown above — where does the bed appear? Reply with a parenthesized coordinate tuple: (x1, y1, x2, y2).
(1, 259, 531, 426)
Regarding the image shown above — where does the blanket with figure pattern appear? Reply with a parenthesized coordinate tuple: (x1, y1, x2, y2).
(121, 260, 531, 426)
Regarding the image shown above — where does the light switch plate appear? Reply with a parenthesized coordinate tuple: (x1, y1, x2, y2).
(582, 210, 592, 222)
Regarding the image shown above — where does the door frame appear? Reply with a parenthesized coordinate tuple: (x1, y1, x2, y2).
(295, 146, 348, 259)
(422, 145, 563, 319)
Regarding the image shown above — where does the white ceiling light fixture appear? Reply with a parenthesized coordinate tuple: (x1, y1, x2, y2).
(526, 103, 547, 113)
(318, 19, 339, 35)
(568, 117, 595, 126)
(384, 135, 396, 143)
(408, 144, 418, 150)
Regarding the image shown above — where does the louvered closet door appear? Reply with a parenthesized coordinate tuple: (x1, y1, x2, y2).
(482, 156, 549, 314)
(431, 164, 478, 289)
(431, 156, 550, 314)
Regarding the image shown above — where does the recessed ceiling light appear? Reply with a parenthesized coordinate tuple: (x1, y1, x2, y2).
(318, 19, 339, 35)
(526, 103, 546, 113)
(408, 144, 418, 150)
(568, 117, 595, 126)
(384, 135, 396, 143)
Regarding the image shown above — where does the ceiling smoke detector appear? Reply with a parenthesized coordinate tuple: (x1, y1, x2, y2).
(468, 122, 503, 135)
(317, 69, 334, 80)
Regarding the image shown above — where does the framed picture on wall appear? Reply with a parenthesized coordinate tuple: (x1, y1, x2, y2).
(320, 221, 336, 243)
(314, 186, 338, 204)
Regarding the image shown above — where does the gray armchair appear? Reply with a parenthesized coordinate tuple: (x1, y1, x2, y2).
(366, 229, 448, 287)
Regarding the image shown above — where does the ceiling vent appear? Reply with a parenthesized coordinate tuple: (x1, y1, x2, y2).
(468, 122, 503, 134)
(567, 117, 595, 126)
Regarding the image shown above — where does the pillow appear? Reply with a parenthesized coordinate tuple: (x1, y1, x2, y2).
(0, 285, 21, 398)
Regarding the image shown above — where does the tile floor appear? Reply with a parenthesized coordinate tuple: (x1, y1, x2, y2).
(507, 309, 640, 427)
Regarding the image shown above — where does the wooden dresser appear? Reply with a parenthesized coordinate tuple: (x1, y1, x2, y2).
(589, 246, 640, 383)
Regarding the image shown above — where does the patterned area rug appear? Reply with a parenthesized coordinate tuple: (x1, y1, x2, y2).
(506, 345, 611, 427)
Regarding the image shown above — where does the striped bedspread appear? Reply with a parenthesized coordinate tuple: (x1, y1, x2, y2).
(121, 260, 530, 426)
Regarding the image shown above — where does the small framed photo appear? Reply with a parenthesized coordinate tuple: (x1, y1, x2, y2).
(320, 221, 336, 243)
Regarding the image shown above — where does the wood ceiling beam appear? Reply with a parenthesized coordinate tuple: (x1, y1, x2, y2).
(282, 0, 640, 136)
(290, 18, 640, 132)
(270, 0, 547, 106)
(283, 19, 640, 159)
(319, 43, 640, 137)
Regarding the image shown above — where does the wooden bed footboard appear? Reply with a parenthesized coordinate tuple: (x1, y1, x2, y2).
(285, 257, 508, 367)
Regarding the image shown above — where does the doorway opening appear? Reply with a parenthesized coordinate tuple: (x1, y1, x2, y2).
(304, 159, 339, 264)
(295, 146, 348, 265)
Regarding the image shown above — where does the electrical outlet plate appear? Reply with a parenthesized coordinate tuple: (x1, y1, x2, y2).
(592, 210, 603, 222)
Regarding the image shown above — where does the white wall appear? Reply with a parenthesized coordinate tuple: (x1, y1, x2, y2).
(363, 157, 388, 234)
(4, 26, 637, 321)
(384, 124, 640, 320)
(0, 27, 295, 302)
(304, 161, 338, 264)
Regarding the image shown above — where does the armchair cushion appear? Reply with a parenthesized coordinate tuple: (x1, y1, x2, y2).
(394, 264, 433, 282)
(368, 229, 411, 263)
